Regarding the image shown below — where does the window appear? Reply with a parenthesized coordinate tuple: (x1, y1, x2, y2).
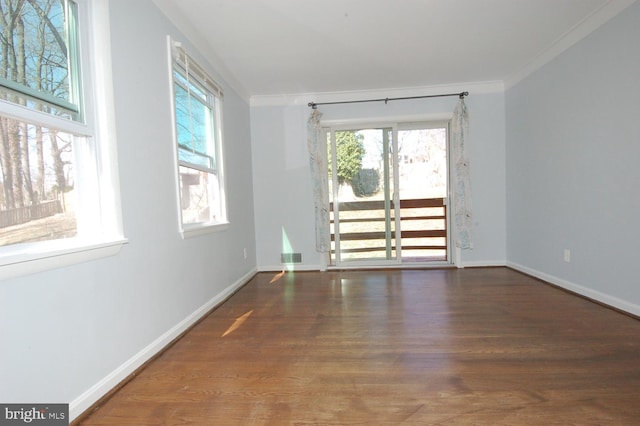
(0, 0, 124, 277)
(170, 40, 227, 234)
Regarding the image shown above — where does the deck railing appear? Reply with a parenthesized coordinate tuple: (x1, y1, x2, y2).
(330, 197, 447, 261)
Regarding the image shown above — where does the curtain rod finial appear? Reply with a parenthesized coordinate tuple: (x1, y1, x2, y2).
(460, 91, 469, 99)
(308, 102, 317, 109)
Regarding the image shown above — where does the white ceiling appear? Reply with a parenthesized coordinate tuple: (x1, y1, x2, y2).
(153, 0, 636, 99)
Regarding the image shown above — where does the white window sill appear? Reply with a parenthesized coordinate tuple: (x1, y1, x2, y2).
(0, 238, 128, 281)
(181, 221, 230, 239)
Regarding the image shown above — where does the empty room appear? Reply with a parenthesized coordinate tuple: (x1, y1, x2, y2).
(1, 0, 639, 424)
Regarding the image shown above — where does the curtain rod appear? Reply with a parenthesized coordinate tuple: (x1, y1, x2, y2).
(308, 91, 468, 109)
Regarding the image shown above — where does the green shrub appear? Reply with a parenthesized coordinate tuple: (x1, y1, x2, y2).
(351, 168, 380, 197)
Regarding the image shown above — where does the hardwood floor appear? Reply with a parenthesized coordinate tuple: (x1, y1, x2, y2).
(78, 268, 640, 425)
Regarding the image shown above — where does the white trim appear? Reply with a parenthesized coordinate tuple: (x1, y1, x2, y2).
(460, 260, 507, 268)
(258, 264, 322, 273)
(329, 262, 455, 271)
(258, 261, 513, 272)
(322, 113, 454, 130)
(69, 267, 257, 422)
(0, 99, 90, 135)
(257, 262, 475, 273)
(181, 222, 230, 239)
(250, 80, 505, 108)
(505, 0, 637, 89)
(87, 0, 125, 241)
(167, 36, 184, 232)
(326, 121, 397, 131)
(0, 239, 127, 281)
(507, 261, 640, 317)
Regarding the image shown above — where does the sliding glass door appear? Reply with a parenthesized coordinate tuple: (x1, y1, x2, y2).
(328, 122, 450, 266)
(329, 126, 396, 264)
(396, 123, 449, 262)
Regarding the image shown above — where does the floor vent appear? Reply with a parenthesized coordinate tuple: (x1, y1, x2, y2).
(281, 253, 302, 263)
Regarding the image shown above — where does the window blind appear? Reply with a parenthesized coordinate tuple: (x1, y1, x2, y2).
(172, 41, 224, 99)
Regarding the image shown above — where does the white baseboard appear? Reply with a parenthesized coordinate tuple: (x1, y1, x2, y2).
(69, 267, 257, 421)
(460, 260, 507, 268)
(258, 264, 322, 272)
(258, 261, 509, 272)
(507, 261, 640, 317)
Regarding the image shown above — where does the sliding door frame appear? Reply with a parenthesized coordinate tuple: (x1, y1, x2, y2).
(323, 117, 456, 269)
(329, 123, 401, 267)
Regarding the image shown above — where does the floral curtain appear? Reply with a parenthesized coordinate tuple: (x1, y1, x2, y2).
(307, 109, 330, 253)
(451, 98, 473, 249)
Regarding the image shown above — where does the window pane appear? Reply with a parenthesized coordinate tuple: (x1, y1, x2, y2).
(178, 149, 214, 170)
(0, 115, 77, 246)
(0, 0, 80, 118)
(179, 166, 220, 225)
(173, 70, 207, 102)
(174, 82, 215, 170)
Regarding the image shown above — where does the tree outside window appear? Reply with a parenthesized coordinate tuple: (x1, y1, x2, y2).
(0, 0, 80, 246)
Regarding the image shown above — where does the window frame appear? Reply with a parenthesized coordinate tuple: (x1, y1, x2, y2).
(168, 37, 228, 238)
(0, 0, 126, 280)
(0, 0, 83, 120)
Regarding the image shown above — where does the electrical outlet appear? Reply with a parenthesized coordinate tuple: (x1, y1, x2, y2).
(564, 249, 571, 263)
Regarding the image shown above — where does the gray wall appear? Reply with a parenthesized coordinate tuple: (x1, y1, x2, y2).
(0, 0, 257, 418)
(251, 92, 507, 270)
(506, 2, 640, 313)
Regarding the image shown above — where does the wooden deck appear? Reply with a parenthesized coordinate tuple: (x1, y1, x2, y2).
(77, 268, 640, 425)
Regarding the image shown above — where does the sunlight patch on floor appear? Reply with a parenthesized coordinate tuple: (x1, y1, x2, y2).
(222, 310, 253, 337)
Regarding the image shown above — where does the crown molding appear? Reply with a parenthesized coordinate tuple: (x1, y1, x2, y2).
(153, 0, 636, 105)
(504, 0, 637, 89)
(151, 0, 251, 103)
